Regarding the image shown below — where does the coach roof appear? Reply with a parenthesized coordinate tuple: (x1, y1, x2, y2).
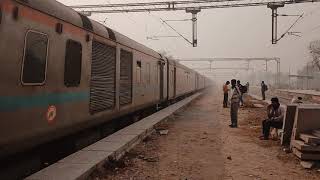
(15, 0, 161, 59)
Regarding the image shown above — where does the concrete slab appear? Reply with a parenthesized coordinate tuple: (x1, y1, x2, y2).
(282, 105, 297, 146)
(294, 106, 320, 138)
(115, 127, 149, 136)
(83, 141, 128, 152)
(58, 150, 113, 165)
(293, 148, 320, 161)
(25, 163, 94, 180)
(300, 133, 320, 145)
(101, 134, 139, 143)
(292, 140, 320, 152)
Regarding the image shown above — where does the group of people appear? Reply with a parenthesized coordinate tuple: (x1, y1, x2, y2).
(222, 80, 299, 141)
(222, 79, 248, 128)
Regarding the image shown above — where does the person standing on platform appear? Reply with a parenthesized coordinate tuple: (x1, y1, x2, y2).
(237, 80, 244, 106)
(261, 81, 268, 100)
(229, 79, 241, 128)
(223, 81, 230, 108)
(246, 82, 250, 93)
(260, 97, 285, 140)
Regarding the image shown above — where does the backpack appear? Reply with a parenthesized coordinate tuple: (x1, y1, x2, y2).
(240, 85, 248, 94)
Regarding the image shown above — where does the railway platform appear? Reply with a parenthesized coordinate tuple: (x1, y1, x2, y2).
(86, 89, 319, 179)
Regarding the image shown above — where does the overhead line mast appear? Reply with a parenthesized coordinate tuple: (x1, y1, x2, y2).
(70, 0, 320, 46)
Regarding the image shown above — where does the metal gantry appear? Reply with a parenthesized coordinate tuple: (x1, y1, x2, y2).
(177, 57, 281, 87)
(70, 0, 320, 45)
(70, 0, 320, 13)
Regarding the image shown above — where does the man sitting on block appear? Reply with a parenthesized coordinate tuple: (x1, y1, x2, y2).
(260, 97, 285, 140)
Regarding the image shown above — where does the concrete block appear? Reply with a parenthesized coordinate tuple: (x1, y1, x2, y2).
(300, 133, 320, 145)
(281, 105, 297, 146)
(291, 105, 320, 141)
(292, 140, 320, 152)
(293, 148, 320, 160)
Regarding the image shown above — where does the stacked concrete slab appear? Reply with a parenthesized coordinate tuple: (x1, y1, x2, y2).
(288, 105, 320, 162)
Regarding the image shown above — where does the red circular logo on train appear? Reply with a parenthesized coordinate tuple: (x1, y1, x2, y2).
(47, 106, 57, 123)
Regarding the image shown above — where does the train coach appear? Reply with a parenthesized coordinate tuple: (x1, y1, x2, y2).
(0, 0, 210, 159)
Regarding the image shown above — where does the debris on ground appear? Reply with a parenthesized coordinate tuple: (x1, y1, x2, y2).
(143, 156, 159, 162)
(253, 104, 265, 108)
(158, 130, 169, 135)
(301, 161, 315, 169)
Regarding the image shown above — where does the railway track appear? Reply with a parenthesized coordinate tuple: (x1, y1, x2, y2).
(249, 90, 318, 105)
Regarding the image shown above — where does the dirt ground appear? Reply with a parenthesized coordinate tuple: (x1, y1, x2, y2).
(90, 90, 320, 180)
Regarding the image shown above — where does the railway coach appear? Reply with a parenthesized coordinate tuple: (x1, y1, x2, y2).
(0, 0, 210, 159)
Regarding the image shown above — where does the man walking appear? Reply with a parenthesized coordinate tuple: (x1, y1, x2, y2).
(261, 81, 268, 100)
(223, 81, 230, 108)
(260, 97, 285, 140)
(229, 79, 241, 128)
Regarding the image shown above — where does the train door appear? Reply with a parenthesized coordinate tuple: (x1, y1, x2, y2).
(159, 61, 164, 101)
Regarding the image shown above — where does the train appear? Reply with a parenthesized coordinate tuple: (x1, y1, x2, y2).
(0, 0, 211, 159)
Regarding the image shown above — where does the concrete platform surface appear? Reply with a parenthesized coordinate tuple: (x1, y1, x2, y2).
(26, 92, 201, 180)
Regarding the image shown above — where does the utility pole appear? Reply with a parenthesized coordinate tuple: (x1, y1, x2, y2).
(186, 8, 201, 47)
(265, 60, 268, 72)
(267, 3, 285, 44)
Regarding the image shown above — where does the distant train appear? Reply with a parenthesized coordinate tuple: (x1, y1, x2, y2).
(0, 0, 211, 159)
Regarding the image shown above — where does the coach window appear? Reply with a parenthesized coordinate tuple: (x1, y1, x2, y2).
(64, 40, 82, 87)
(136, 61, 142, 84)
(22, 31, 49, 85)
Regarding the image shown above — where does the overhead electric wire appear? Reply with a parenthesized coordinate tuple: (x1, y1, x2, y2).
(159, 17, 193, 45)
(277, 13, 304, 42)
(70, 0, 320, 13)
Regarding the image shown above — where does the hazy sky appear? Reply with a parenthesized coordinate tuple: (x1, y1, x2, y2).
(58, 0, 320, 75)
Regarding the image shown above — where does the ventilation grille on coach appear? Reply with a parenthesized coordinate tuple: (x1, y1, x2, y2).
(120, 50, 133, 106)
(89, 40, 116, 114)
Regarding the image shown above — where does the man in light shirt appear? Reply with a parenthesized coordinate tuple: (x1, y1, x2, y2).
(229, 79, 241, 128)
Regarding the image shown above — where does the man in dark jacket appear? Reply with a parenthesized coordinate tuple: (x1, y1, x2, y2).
(261, 81, 268, 100)
(260, 97, 285, 140)
(237, 80, 244, 106)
